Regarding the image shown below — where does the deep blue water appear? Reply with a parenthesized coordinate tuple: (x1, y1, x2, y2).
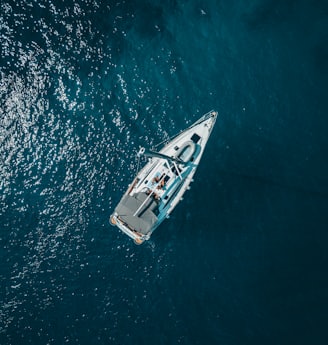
(1, 0, 328, 344)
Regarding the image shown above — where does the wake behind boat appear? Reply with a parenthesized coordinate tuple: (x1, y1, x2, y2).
(110, 110, 218, 244)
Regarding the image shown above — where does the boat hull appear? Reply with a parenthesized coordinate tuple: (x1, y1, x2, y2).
(110, 110, 218, 244)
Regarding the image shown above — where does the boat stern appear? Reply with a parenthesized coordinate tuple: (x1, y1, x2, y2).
(110, 213, 148, 245)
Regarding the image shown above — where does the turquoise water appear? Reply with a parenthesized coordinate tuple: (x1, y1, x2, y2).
(1, 1, 328, 344)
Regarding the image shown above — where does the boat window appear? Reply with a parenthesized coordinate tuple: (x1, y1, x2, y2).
(191, 133, 201, 143)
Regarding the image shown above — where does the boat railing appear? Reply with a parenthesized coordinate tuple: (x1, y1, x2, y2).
(152, 110, 217, 149)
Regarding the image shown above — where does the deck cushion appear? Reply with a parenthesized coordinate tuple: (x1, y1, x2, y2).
(115, 192, 158, 235)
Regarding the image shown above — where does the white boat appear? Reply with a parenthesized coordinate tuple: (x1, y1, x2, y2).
(110, 110, 218, 244)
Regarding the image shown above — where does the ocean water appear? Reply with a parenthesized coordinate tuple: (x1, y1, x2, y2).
(1, 0, 328, 344)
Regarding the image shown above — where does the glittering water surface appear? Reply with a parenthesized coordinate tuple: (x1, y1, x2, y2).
(1, 1, 328, 344)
